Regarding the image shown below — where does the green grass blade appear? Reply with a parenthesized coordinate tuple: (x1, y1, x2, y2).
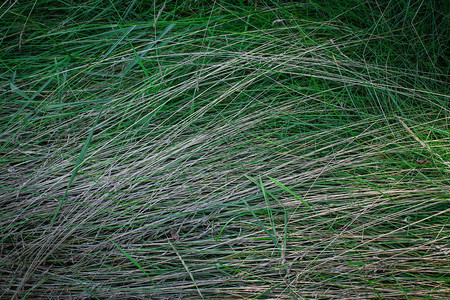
(100, 25, 136, 61)
(109, 238, 154, 284)
(267, 176, 313, 210)
(123, 23, 175, 75)
(50, 107, 103, 225)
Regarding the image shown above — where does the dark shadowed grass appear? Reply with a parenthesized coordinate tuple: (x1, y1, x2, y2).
(1, 0, 449, 299)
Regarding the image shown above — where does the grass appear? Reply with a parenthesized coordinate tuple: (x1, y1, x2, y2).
(1, 0, 449, 298)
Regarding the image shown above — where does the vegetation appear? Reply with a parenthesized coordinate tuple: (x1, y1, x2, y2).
(1, 0, 449, 298)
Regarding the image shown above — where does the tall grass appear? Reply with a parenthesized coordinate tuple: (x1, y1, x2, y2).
(1, 0, 449, 298)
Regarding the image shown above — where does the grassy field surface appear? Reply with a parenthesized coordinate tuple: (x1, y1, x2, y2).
(1, 0, 449, 298)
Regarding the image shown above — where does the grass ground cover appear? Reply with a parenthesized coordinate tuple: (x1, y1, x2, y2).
(1, 0, 449, 298)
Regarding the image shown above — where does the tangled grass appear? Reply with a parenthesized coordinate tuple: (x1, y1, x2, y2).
(1, 1, 449, 298)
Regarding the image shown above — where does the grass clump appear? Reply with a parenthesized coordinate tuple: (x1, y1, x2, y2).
(1, 0, 449, 299)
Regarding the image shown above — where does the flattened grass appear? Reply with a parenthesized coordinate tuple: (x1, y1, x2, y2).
(1, 1, 449, 298)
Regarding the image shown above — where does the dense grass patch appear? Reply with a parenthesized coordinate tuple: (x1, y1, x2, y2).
(1, 0, 449, 298)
